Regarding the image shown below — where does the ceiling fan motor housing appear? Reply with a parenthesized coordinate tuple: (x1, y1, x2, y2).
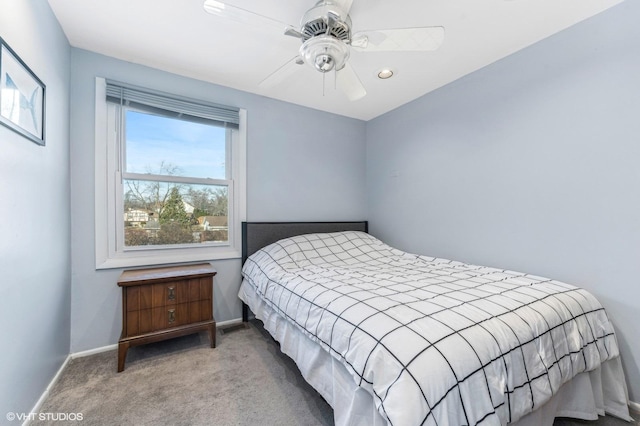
(300, 1, 351, 42)
(299, 1, 352, 73)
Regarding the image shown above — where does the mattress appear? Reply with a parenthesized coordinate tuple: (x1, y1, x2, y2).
(240, 231, 631, 425)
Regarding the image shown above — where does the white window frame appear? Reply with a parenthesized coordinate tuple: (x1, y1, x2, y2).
(94, 77, 246, 269)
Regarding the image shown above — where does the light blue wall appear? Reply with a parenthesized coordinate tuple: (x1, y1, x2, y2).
(0, 0, 71, 416)
(69, 49, 367, 352)
(366, 0, 640, 401)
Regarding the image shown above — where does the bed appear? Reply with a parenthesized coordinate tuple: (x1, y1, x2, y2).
(239, 221, 632, 425)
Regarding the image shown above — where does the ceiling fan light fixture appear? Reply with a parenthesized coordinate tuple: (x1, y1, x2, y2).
(300, 35, 350, 73)
(377, 69, 394, 79)
(314, 54, 335, 72)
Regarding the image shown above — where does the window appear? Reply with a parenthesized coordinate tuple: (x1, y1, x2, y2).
(95, 78, 246, 269)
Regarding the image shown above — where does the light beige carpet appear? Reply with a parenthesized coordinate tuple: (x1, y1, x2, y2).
(32, 321, 636, 425)
(33, 322, 333, 425)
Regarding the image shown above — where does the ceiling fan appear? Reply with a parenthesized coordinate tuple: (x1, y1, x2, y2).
(203, 0, 444, 101)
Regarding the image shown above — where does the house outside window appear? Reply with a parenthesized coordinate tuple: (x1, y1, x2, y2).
(94, 78, 246, 269)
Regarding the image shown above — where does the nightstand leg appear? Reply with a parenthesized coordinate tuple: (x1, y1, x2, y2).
(209, 322, 216, 348)
(117, 341, 130, 372)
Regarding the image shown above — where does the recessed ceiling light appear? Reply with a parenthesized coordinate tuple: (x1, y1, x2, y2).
(377, 69, 394, 79)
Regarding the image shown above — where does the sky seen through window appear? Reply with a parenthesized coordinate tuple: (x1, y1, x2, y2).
(125, 110, 226, 180)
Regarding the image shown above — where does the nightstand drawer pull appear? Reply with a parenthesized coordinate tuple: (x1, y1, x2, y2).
(168, 309, 176, 324)
(168, 286, 175, 301)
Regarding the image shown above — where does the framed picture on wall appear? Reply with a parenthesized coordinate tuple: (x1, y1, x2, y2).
(0, 37, 46, 146)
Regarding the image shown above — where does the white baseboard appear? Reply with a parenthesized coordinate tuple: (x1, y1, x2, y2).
(71, 344, 118, 359)
(217, 317, 243, 328)
(23, 355, 71, 426)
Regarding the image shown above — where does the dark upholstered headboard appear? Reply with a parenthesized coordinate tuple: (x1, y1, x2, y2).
(241, 221, 368, 264)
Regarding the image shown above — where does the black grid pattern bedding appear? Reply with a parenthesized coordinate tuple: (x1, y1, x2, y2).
(242, 232, 620, 425)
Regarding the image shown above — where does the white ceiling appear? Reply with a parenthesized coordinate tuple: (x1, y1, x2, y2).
(47, 0, 622, 121)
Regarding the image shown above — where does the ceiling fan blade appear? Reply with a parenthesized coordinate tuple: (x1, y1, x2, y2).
(332, 0, 354, 14)
(203, 0, 292, 34)
(259, 56, 304, 88)
(336, 63, 366, 101)
(352, 26, 445, 52)
(284, 27, 304, 39)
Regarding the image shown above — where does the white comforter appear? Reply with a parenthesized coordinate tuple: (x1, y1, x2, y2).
(241, 231, 622, 425)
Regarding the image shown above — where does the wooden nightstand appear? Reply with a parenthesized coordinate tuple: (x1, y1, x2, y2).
(117, 263, 217, 372)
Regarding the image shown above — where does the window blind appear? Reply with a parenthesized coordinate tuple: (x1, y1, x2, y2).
(105, 80, 240, 129)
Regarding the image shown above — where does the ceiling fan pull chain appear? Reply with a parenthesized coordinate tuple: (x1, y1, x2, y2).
(323, 71, 326, 97)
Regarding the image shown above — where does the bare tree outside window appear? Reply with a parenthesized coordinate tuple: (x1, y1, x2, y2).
(123, 178, 228, 247)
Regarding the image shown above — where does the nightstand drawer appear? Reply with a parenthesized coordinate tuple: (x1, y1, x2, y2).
(149, 302, 210, 330)
(125, 277, 212, 311)
(150, 282, 181, 306)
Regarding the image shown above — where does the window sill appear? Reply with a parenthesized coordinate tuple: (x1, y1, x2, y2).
(95, 246, 241, 270)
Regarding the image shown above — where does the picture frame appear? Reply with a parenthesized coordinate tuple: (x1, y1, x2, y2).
(0, 37, 45, 146)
